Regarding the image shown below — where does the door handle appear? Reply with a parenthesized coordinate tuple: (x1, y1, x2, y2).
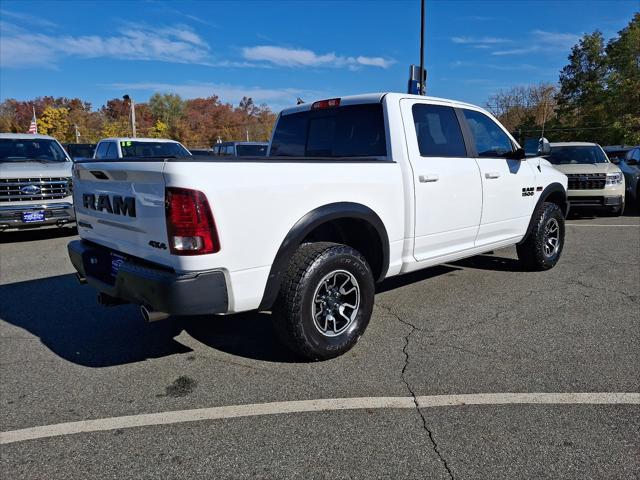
(419, 174, 439, 183)
(485, 172, 501, 179)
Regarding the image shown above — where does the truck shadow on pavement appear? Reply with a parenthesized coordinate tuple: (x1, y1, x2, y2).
(0, 227, 77, 244)
(0, 257, 516, 366)
(0, 273, 192, 367)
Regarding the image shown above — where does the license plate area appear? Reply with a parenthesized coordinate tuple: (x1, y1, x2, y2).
(22, 211, 45, 223)
(83, 249, 128, 286)
(110, 253, 126, 278)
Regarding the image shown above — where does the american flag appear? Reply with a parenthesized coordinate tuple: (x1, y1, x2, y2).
(27, 107, 38, 134)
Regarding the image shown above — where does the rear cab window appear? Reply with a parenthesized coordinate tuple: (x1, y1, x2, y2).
(270, 103, 387, 158)
(120, 141, 191, 158)
(94, 142, 109, 159)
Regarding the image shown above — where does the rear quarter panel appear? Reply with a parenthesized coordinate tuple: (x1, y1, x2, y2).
(162, 160, 404, 311)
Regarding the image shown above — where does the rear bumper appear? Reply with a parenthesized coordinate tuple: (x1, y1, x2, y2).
(68, 240, 228, 315)
(0, 202, 75, 230)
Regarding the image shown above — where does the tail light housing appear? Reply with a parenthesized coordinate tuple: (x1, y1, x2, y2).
(165, 187, 220, 255)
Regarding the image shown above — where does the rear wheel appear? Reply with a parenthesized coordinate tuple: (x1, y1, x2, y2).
(517, 202, 565, 271)
(272, 242, 374, 360)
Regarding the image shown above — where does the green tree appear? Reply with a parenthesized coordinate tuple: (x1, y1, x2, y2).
(606, 12, 640, 144)
(149, 93, 184, 138)
(555, 31, 609, 141)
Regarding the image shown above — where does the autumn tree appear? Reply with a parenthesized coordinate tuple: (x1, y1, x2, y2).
(37, 106, 70, 140)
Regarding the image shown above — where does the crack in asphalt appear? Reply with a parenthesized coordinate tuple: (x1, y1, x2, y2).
(376, 302, 455, 480)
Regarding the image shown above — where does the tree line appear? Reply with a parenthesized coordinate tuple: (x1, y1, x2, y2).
(1, 14, 636, 148)
(487, 13, 638, 146)
(0, 93, 276, 147)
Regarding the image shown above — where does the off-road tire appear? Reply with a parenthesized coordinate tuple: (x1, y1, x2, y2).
(272, 242, 375, 361)
(516, 202, 565, 271)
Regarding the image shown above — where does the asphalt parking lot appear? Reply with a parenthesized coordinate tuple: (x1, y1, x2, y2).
(1, 210, 639, 479)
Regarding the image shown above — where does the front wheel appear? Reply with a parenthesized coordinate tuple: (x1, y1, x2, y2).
(272, 242, 375, 361)
(517, 202, 565, 271)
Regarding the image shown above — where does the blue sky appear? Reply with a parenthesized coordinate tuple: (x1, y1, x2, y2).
(0, 0, 637, 111)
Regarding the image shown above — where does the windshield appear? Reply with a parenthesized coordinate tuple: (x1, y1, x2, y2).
(0, 138, 68, 162)
(120, 141, 191, 158)
(236, 144, 268, 156)
(547, 146, 608, 165)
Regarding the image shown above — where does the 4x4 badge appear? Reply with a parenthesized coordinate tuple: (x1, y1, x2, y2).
(149, 240, 167, 250)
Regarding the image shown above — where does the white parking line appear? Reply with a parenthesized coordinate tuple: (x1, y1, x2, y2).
(566, 223, 640, 227)
(1, 392, 638, 445)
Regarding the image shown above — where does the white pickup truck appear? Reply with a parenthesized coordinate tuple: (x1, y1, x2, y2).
(68, 93, 568, 360)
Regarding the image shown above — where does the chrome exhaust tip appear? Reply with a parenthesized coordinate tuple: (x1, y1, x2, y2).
(75, 272, 87, 284)
(140, 305, 169, 322)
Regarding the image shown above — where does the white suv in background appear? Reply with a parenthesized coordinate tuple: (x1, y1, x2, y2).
(93, 138, 191, 160)
(0, 133, 75, 231)
(547, 142, 625, 216)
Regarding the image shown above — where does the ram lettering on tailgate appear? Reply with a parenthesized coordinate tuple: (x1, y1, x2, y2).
(82, 193, 136, 217)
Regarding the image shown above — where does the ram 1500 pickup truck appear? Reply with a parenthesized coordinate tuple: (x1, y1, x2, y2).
(68, 93, 568, 360)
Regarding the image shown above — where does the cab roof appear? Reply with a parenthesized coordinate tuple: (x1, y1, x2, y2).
(550, 142, 599, 147)
(0, 133, 58, 140)
(280, 92, 481, 116)
(100, 137, 181, 143)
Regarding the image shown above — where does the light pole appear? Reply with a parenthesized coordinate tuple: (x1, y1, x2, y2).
(419, 0, 425, 95)
(122, 94, 137, 138)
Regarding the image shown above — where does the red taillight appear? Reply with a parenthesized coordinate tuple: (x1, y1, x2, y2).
(311, 98, 341, 110)
(165, 187, 220, 255)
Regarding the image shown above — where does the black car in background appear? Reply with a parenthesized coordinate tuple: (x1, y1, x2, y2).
(63, 143, 96, 161)
(212, 141, 269, 157)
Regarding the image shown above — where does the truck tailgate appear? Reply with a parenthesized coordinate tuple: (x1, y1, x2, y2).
(73, 161, 173, 267)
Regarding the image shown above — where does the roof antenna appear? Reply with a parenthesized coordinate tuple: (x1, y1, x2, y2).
(296, 97, 305, 105)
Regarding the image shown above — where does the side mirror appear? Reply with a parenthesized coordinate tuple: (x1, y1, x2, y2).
(537, 137, 551, 156)
(505, 147, 526, 160)
(609, 157, 620, 164)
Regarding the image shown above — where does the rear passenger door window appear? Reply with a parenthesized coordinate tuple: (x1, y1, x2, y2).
(462, 109, 513, 158)
(411, 104, 467, 157)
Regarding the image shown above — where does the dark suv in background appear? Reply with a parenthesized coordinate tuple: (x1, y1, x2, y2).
(212, 142, 269, 157)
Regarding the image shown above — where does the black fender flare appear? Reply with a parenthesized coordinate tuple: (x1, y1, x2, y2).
(519, 182, 568, 243)
(258, 202, 390, 311)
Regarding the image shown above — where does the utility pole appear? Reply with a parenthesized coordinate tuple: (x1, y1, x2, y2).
(407, 0, 427, 95)
(123, 94, 137, 138)
(74, 124, 80, 143)
(419, 0, 425, 95)
(246, 128, 249, 142)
